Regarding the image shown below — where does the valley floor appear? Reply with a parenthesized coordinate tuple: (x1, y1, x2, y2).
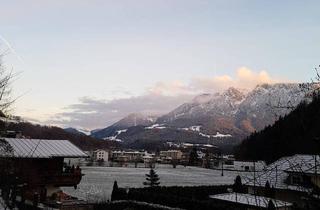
(63, 164, 249, 202)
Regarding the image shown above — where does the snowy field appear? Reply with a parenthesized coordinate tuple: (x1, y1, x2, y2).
(63, 164, 248, 202)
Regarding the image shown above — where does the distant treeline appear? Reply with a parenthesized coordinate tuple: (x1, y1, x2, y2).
(112, 185, 234, 210)
(0, 121, 116, 150)
(235, 94, 320, 163)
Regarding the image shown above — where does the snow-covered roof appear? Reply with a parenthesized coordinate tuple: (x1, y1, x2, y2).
(304, 164, 320, 175)
(243, 154, 320, 192)
(203, 144, 217, 148)
(94, 149, 108, 153)
(160, 150, 182, 153)
(285, 158, 319, 174)
(210, 193, 292, 208)
(0, 138, 88, 158)
(143, 155, 154, 159)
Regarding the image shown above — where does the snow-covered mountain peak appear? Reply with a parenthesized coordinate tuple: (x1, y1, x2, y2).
(114, 112, 158, 127)
(221, 87, 248, 103)
(157, 83, 309, 135)
(192, 93, 213, 104)
(91, 112, 159, 139)
(92, 83, 312, 147)
(64, 127, 91, 136)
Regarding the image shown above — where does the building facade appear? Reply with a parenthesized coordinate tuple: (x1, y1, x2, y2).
(92, 149, 109, 162)
(160, 150, 183, 160)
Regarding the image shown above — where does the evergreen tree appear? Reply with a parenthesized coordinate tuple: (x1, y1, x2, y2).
(267, 200, 276, 210)
(265, 181, 275, 198)
(265, 180, 270, 189)
(235, 94, 320, 163)
(203, 150, 210, 168)
(233, 175, 244, 193)
(111, 180, 119, 201)
(189, 147, 199, 166)
(143, 168, 160, 187)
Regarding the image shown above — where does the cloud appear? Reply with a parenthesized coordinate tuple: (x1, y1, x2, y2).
(191, 67, 281, 92)
(46, 94, 193, 130)
(148, 80, 192, 96)
(148, 67, 281, 96)
(45, 67, 284, 129)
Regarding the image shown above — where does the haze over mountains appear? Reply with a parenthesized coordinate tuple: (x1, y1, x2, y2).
(72, 83, 309, 150)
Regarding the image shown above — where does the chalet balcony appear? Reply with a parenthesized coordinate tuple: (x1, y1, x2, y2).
(43, 172, 83, 187)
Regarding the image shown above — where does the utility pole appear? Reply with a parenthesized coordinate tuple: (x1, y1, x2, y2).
(253, 161, 258, 208)
(315, 155, 317, 177)
(221, 155, 224, 176)
(275, 165, 278, 188)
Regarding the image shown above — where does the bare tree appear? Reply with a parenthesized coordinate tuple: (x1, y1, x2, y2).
(0, 53, 15, 115)
(265, 66, 320, 122)
(0, 49, 17, 209)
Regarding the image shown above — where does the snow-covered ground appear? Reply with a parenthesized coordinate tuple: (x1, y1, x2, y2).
(103, 129, 128, 142)
(181, 125, 202, 132)
(180, 126, 232, 139)
(63, 165, 248, 202)
(145, 124, 166, 129)
(199, 132, 232, 138)
(77, 128, 91, 136)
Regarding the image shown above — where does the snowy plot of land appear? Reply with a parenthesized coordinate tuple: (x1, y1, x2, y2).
(103, 129, 128, 142)
(181, 126, 232, 138)
(63, 165, 247, 202)
(76, 128, 91, 136)
(145, 124, 232, 139)
(181, 126, 201, 132)
(199, 132, 232, 138)
(145, 124, 167, 129)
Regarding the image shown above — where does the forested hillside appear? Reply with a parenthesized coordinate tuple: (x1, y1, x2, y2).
(0, 121, 116, 150)
(235, 95, 320, 163)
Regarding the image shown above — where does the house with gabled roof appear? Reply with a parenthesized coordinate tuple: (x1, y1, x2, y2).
(210, 154, 320, 209)
(0, 138, 89, 209)
(243, 154, 320, 208)
(92, 149, 109, 162)
(210, 193, 292, 210)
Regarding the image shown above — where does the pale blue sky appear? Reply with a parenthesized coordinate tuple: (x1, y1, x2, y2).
(0, 0, 319, 128)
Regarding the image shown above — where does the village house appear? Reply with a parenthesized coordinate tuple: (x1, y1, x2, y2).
(0, 138, 90, 209)
(160, 150, 183, 161)
(92, 149, 109, 162)
(143, 153, 156, 168)
(111, 150, 146, 162)
(210, 154, 320, 209)
(244, 154, 320, 208)
(210, 192, 293, 210)
(211, 155, 266, 172)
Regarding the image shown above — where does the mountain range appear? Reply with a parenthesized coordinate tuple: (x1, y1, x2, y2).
(67, 83, 309, 151)
(0, 120, 116, 151)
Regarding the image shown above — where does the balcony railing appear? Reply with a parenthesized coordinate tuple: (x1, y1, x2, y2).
(44, 172, 83, 186)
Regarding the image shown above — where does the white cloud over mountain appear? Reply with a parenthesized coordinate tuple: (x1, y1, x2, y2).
(46, 67, 285, 129)
(191, 67, 282, 92)
(46, 94, 193, 130)
(148, 67, 282, 96)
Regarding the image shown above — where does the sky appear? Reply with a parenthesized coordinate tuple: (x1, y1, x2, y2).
(0, 0, 319, 130)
